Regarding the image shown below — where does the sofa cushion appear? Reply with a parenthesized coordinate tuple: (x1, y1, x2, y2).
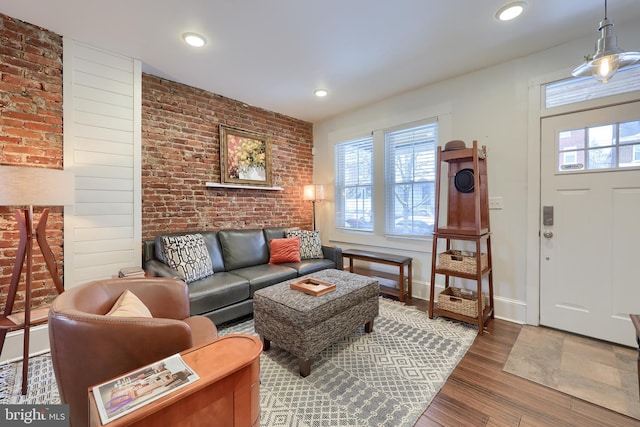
(200, 231, 226, 272)
(230, 264, 297, 295)
(106, 290, 152, 318)
(280, 258, 336, 276)
(286, 230, 324, 259)
(263, 226, 298, 242)
(269, 237, 301, 264)
(188, 272, 250, 315)
(218, 229, 269, 271)
(161, 234, 214, 283)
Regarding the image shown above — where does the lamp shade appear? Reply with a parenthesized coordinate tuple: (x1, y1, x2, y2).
(571, 5, 640, 83)
(0, 165, 74, 206)
(303, 184, 325, 201)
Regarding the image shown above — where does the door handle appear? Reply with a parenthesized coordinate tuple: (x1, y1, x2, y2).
(543, 230, 554, 238)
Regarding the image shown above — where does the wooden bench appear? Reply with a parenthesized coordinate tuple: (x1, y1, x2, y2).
(342, 249, 412, 302)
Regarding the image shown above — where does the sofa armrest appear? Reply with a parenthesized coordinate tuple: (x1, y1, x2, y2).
(142, 239, 156, 264)
(145, 259, 186, 280)
(322, 245, 343, 270)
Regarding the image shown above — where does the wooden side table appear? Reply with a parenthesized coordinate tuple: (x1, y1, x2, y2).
(88, 334, 262, 427)
(342, 249, 412, 302)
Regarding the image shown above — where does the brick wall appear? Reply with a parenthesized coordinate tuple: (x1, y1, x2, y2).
(0, 14, 64, 311)
(0, 12, 316, 314)
(141, 74, 314, 240)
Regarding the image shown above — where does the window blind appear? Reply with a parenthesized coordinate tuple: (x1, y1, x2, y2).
(335, 136, 374, 231)
(384, 120, 438, 236)
(545, 65, 640, 109)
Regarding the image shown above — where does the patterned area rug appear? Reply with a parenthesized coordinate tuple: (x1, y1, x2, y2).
(0, 353, 60, 405)
(0, 297, 477, 426)
(220, 297, 477, 427)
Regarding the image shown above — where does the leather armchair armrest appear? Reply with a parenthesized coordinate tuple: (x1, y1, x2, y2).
(322, 245, 343, 270)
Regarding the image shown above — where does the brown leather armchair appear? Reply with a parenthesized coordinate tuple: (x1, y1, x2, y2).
(48, 277, 218, 427)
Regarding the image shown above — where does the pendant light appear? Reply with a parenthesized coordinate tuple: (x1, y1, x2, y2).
(571, 0, 640, 83)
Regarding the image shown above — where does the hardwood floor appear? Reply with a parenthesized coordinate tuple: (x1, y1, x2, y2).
(404, 298, 640, 427)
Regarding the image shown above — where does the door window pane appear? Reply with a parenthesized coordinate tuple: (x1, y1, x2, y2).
(619, 120, 640, 144)
(587, 125, 614, 148)
(557, 119, 640, 172)
(559, 129, 585, 150)
(588, 147, 616, 169)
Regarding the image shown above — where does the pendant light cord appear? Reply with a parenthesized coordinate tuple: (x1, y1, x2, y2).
(604, 0, 608, 19)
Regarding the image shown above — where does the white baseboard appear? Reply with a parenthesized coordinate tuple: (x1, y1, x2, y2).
(411, 281, 527, 325)
(0, 324, 51, 364)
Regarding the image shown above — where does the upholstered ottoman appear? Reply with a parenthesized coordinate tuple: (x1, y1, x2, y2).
(253, 269, 379, 377)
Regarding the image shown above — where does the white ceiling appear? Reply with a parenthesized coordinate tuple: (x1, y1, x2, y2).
(2, 0, 640, 123)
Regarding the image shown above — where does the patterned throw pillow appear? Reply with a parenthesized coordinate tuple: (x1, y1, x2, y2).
(269, 237, 301, 264)
(161, 234, 214, 283)
(285, 230, 323, 259)
(106, 290, 152, 318)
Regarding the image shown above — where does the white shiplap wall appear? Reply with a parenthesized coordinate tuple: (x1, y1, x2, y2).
(1, 40, 142, 362)
(63, 39, 142, 289)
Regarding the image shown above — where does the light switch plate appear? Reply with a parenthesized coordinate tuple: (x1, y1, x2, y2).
(489, 196, 503, 210)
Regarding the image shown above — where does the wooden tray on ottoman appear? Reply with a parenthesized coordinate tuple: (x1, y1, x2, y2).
(290, 277, 336, 296)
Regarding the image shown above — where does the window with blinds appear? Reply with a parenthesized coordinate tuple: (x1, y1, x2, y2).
(335, 136, 374, 231)
(384, 120, 438, 237)
(545, 65, 640, 109)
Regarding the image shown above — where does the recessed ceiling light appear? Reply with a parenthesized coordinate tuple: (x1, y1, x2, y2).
(314, 89, 328, 97)
(496, 2, 527, 21)
(183, 32, 207, 48)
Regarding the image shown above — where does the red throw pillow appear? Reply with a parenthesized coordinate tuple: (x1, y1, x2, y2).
(269, 237, 301, 264)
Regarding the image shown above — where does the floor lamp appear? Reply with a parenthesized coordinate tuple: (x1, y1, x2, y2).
(303, 184, 325, 231)
(0, 165, 74, 395)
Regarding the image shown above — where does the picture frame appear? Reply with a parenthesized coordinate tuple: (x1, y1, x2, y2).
(220, 125, 272, 187)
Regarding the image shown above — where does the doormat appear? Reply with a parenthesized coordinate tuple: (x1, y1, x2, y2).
(503, 325, 640, 420)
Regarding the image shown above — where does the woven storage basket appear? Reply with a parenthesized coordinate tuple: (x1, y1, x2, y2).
(438, 250, 488, 274)
(437, 287, 486, 318)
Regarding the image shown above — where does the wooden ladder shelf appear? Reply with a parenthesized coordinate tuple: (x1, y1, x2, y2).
(428, 140, 495, 333)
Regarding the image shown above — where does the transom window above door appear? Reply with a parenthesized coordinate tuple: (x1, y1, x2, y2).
(557, 119, 640, 173)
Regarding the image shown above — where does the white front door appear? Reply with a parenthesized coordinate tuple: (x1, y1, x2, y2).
(540, 101, 640, 347)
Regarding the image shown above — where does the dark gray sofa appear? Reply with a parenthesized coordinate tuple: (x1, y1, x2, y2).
(143, 227, 342, 324)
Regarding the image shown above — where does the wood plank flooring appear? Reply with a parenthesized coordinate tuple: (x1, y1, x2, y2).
(404, 298, 640, 427)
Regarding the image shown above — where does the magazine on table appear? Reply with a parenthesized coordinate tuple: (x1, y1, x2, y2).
(92, 353, 199, 424)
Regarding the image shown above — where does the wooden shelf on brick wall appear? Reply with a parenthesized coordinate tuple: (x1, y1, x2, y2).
(205, 182, 283, 191)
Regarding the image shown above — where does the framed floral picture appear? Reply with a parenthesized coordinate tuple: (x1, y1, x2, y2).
(219, 125, 272, 187)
